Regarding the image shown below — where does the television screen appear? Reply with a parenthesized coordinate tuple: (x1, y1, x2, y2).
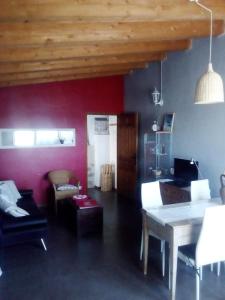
(174, 158, 198, 181)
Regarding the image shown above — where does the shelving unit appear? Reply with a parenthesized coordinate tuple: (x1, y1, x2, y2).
(144, 131, 172, 180)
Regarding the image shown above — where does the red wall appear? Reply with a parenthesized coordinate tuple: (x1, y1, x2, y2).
(0, 77, 124, 205)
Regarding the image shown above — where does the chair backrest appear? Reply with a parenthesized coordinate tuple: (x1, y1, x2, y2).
(48, 170, 76, 185)
(190, 179, 211, 202)
(141, 181, 162, 209)
(196, 205, 225, 267)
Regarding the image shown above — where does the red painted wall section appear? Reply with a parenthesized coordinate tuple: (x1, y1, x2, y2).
(0, 77, 124, 205)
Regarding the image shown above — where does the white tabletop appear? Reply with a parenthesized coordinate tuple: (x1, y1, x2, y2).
(145, 198, 222, 226)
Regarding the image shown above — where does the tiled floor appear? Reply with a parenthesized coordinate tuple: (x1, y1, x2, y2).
(0, 189, 225, 300)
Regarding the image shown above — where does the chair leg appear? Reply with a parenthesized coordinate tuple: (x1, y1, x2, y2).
(168, 258, 171, 290)
(217, 262, 221, 277)
(41, 239, 47, 251)
(0, 267, 2, 277)
(196, 268, 200, 300)
(55, 200, 58, 215)
(161, 240, 165, 277)
(140, 230, 143, 261)
(199, 267, 203, 281)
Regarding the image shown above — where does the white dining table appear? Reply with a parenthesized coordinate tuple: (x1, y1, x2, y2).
(142, 198, 222, 300)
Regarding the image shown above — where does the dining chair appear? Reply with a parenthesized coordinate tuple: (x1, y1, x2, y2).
(190, 179, 211, 202)
(179, 205, 225, 300)
(178, 179, 212, 278)
(140, 181, 165, 277)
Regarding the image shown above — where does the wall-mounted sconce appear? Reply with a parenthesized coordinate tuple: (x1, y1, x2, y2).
(152, 88, 161, 105)
(152, 61, 164, 106)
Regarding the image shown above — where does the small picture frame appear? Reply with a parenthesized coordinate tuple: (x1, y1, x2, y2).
(162, 113, 175, 132)
(94, 117, 109, 135)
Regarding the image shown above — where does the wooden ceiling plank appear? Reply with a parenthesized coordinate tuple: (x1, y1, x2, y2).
(0, 20, 223, 47)
(0, 52, 166, 74)
(0, 71, 129, 88)
(0, 1, 225, 22)
(0, 40, 191, 63)
(0, 63, 146, 82)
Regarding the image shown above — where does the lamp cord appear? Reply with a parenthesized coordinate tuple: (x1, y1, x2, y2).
(194, 0, 213, 64)
(160, 60, 163, 101)
(194, 160, 204, 179)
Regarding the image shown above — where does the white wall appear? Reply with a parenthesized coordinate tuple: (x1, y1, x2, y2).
(94, 134, 110, 186)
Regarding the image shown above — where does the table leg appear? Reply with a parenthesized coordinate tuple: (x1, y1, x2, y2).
(143, 211, 149, 275)
(169, 233, 178, 300)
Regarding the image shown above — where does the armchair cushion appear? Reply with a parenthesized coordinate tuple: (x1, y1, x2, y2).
(56, 184, 78, 191)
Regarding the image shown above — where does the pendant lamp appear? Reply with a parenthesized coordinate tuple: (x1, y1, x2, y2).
(190, 0, 224, 104)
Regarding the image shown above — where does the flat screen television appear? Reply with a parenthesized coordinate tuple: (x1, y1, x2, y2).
(174, 158, 198, 182)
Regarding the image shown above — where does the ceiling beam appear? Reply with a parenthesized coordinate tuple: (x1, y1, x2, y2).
(0, 20, 223, 47)
(0, 40, 191, 63)
(0, 71, 129, 88)
(1, 1, 225, 22)
(0, 52, 166, 74)
(0, 63, 146, 82)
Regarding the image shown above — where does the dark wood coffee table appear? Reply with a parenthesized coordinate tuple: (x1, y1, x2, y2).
(59, 197, 103, 237)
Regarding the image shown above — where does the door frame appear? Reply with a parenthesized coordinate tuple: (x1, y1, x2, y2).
(86, 112, 118, 190)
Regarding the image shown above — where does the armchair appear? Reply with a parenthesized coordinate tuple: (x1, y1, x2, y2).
(48, 170, 79, 214)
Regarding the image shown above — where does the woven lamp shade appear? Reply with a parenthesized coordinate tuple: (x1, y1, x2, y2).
(195, 63, 224, 104)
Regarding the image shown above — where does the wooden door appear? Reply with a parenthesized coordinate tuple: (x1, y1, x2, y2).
(117, 112, 138, 199)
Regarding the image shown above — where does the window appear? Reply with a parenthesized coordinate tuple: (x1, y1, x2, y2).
(0, 128, 75, 149)
(14, 130, 35, 147)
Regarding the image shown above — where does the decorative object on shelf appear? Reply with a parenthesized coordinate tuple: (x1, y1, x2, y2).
(190, 0, 224, 104)
(170, 167, 174, 175)
(152, 60, 164, 106)
(152, 169, 162, 177)
(162, 113, 175, 132)
(152, 120, 159, 132)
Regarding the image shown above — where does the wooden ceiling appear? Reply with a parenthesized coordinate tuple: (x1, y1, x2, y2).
(1, 0, 225, 87)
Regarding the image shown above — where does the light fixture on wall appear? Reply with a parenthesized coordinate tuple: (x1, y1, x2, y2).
(152, 61, 164, 106)
(190, 0, 224, 104)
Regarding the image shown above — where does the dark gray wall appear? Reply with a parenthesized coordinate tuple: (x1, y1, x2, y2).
(125, 36, 225, 196)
